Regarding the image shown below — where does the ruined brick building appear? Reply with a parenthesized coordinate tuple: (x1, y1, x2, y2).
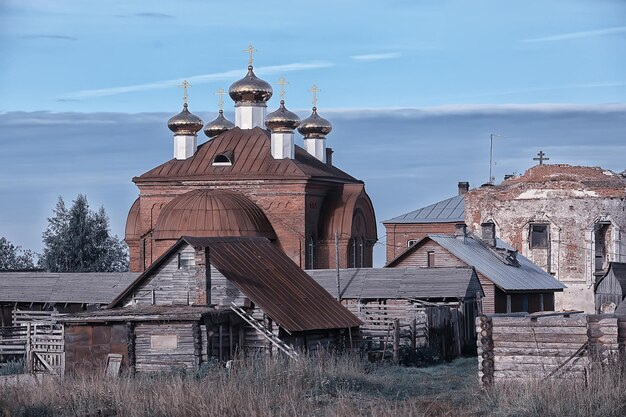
(125, 60, 377, 273)
(465, 164, 626, 312)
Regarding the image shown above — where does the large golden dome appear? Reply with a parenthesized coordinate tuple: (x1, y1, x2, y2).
(298, 107, 332, 138)
(229, 66, 273, 105)
(167, 103, 204, 135)
(203, 110, 235, 138)
(265, 100, 300, 132)
(153, 189, 276, 240)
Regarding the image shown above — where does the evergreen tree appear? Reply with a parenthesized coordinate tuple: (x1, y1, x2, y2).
(39, 195, 129, 272)
(0, 237, 36, 270)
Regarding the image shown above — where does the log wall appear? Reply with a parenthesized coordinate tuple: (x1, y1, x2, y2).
(477, 313, 626, 385)
(134, 323, 198, 372)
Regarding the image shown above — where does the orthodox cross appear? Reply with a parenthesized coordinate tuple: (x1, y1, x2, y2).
(214, 88, 226, 111)
(178, 80, 191, 104)
(276, 77, 289, 100)
(308, 84, 321, 108)
(533, 151, 549, 165)
(243, 44, 257, 66)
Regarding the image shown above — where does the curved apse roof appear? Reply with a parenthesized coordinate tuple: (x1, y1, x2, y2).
(153, 189, 276, 241)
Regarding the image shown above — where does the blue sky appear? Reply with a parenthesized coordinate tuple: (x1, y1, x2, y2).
(0, 0, 625, 266)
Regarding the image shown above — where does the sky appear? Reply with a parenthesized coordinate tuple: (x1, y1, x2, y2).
(0, 0, 625, 266)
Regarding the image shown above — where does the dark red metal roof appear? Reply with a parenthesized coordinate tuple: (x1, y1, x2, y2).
(153, 189, 276, 240)
(125, 197, 141, 240)
(186, 236, 362, 332)
(135, 127, 359, 183)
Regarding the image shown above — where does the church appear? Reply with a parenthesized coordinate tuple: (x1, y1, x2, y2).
(125, 51, 378, 273)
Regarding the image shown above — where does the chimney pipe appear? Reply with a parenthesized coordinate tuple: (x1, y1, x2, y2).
(326, 148, 333, 165)
(458, 182, 469, 195)
(455, 223, 467, 240)
(481, 222, 496, 248)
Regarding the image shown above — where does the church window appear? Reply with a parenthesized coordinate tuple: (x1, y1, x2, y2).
(529, 224, 549, 248)
(348, 237, 365, 268)
(306, 236, 315, 269)
(594, 222, 611, 273)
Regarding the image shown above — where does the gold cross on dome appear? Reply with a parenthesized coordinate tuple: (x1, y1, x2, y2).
(214, 88, 226, 111)
(178, 80, 191, 104)
(276, 77, 289, 99)
(243, 44, 257, 66)
(308, 84, 321, 108)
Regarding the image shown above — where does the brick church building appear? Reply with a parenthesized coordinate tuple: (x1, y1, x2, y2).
(125, 59, 377, 273)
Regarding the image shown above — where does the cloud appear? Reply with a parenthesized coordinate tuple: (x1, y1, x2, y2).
(59, 61, 334, 100)
(350, 52, 401, 62)
(21, 34, 77, 41)
(523, 26, 626, 43)
(134, 12, 174, 19)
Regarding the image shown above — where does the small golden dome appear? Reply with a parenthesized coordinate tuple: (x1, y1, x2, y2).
(265, 100, 300, 132)
(203, 110, 235, 138)
(229, 65, 273, 105)
(167, 103, 204, 135)
(297, 107, 332, 138)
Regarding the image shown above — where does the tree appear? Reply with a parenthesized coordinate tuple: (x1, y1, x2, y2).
(0, 237, 36, 270)
(39, 195, 129, 272)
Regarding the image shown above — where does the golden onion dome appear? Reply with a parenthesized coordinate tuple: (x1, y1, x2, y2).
(167, 103, 204, 135)
(203, 110, 235, 138)
(265, 100, 300, 132)
(229, 65, 273, 105)
(297, 107, 332, 138)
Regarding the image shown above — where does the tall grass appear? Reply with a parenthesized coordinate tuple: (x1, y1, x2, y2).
(1, 353, 625, 417)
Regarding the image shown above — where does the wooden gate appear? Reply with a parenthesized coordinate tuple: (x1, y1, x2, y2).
(26, 323, 65, 376)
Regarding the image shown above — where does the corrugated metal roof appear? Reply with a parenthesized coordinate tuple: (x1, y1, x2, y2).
(0, 272, 138, 304)
(383, 195, 464, 224)
(190, 237, 362, 332)
(428, 235, 566, 292)
(136, 127, 359, 183)
(306, 267, 483, 300)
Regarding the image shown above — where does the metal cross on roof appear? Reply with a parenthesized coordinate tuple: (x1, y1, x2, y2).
(243, 44, 257, 66)
(276, 77, 289, 100)
(178, 80, 191, 104)
(214, 88, 226, 111)
(308, 84, 321, 108)
(533, 150, 549, 165)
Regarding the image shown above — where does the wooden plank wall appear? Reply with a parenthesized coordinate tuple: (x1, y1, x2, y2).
(134, 323, 198, 372)
(476, 314, 626, 385)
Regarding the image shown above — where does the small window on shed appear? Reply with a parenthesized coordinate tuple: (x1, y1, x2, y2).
(529, 224, 549, 248)
(407, 239, 418, 247)
(177, 252, 193, 270)
(427, 251, 435, 267)
(212, 150, 234, 166)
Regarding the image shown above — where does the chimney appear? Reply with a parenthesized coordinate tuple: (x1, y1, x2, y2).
(504, 174, 515, 181)
(326, 148, 333, 165)
(481, 222, 496, 247)
(458, 182, 469, 195)
(455, 223, 467, 240)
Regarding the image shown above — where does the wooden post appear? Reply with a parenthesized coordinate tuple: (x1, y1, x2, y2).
(192, 323, 202, 370)
(335, 231, 341, 301)
(393, 319, 400, 364)
(218, 324, 223, 362)
(25, 322, 32, 373)
(411, 318, 417, 364)
(506, 294, 512, 313)
(229, 321, 234, 360)
(126, 322, 136, 375)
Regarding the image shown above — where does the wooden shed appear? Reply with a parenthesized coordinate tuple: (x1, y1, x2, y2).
(60, 237, 361, 374)
(306, 267, 484, 359)
(595, 262, 626, 313)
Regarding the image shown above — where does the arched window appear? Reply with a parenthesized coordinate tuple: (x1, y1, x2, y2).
(212, 150, 234, 166)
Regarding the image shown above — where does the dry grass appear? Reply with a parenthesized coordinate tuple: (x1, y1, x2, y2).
(1, 354, 625, 417)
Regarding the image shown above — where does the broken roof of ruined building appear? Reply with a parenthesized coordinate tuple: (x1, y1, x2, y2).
(135, 127, 359, 183)
(595, 262, 626, 296)
(306, 267, 484, 300)
(0, 272, 138, 304)
(111, 236, 362, 332)
(382, 194, 464, 224)
(386, 234, 566, 292)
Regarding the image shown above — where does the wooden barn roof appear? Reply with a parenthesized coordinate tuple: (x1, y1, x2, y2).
(0, 272, 138, 304)
(112, 237, 362, 332)
(306, 267, 483, 300)
(135, 127, 359, 183)
(59, 305, 217, 323)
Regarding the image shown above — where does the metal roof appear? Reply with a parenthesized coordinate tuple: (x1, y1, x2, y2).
(0, 272, 138, 304)
(306, 267, 483, 300)
(383, 194, 464, 224)
(112, 237, 362, 332)
(427, 235, 566, 292)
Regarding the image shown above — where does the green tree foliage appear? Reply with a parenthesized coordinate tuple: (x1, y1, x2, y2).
(39, 195, 129, 272)
(0, 237, 36, 270)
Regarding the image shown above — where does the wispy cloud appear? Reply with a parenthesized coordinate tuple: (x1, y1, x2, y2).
(350, 52, 401, 62)
(135, 12, 174, 19)
(523, 26, 626, 43)
(60, 61, 334, 100)
(21, 34, 77, 41)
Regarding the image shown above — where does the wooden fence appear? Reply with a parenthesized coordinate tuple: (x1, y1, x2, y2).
(477, 312, 626, 386)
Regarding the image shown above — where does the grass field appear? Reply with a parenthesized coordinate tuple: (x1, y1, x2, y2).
(1, 353, 625, 416)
